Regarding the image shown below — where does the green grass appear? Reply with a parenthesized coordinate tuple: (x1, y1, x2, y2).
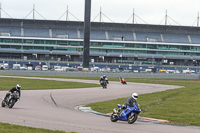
(0, 75, 101, 81)
(0, 77, 100, 90)
(86, 79, 200, 126)
(0, 122, 74, 133)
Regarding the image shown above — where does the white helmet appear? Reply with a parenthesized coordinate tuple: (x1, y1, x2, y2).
(16, 84, 21, 90)
(132, 93, 138, 100)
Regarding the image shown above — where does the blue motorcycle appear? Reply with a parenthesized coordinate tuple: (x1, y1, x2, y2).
(110, 103, 141, 124)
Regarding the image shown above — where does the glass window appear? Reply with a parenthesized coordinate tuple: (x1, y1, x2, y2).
(23, 39, 34, 44)
(45, 40, 56, 44)
(12, 39, 22, 43)
(180, 46, 190, 50)
(0, 45, 10, 48)
(57, 41, 68, 45)
(190, 46, 198, 51)
(147, 44, 157, 49)
(157, 45, 168, 50)
(2, 39, 11, 43)
(10, 46, 21, 49)
(91, 42, 102, 47)
(102, 42, 113, 48)
(137, 51, 147, 54)
(23, 46, 33, 50)
(45, 47, 53, 50)
(125, 43, 135, 48)
(135, 44, 146, 48)
(169, 45, 179, 50)
(34, 40, 45, 44)
(33, 46, 44, 50)
(69, 41, 82, 46)
(53, 47, 68, 50)
(147, 51, 156, 54)
(112, 43, 124, 48)
(68, 47, 76, 51)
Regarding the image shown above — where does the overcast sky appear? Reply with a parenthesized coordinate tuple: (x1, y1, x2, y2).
(0, 0, 200, 26)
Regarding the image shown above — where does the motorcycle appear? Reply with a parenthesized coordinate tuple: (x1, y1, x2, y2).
(120, 77, 127, 85)
(1, 91, 20, 108)
(110, 103, 141, 124)
(121, 80, 127, 85)
(101, 80, 107, 89)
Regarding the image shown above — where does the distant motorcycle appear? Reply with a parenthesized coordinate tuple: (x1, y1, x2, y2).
(120, 77, 127, 85)
(121, 80, 127, 85)
(110, 103, 141, 124)
(101, 80, 107, 89)
(1, 91, 20, 108)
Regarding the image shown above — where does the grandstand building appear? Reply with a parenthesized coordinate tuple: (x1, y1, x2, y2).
(0, 18, 200, 66)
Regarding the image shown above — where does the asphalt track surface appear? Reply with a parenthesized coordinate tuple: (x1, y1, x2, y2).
(0, 76, 199, 133)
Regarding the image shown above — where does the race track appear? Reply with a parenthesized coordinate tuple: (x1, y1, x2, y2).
(0, 76, 199, 133)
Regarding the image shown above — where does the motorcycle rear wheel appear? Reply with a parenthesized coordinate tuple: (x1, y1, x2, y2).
(128, 112, 138, 124)
(110, 113, 118, 122)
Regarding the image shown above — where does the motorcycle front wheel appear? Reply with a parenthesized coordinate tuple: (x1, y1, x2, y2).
(1, 100, 6, 107)
(110, 113, 118, 122)
(8, 99, 16, 108)
(128, 112, 138, 124)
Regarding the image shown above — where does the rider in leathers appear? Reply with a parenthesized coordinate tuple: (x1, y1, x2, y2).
(122, 93, 138, 108)
(99, 75, 106, 85)
(4, 84, 21, 100)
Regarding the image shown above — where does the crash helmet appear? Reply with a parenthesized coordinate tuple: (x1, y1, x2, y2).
(103, 75, 106, 78)
(132, 93, 138, 100)
(16, 84, 21, 90)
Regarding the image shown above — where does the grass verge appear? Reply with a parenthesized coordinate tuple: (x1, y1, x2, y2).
(0, 122, 75, 133)
(0, 77, 100, 90)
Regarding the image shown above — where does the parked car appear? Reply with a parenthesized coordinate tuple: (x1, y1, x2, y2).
(42, 65, 48, 71)
(13, 64, 21, 70)
(35, 65, 42, 71)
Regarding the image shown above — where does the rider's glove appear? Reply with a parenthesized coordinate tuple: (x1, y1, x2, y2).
(121, 104, 127, 109)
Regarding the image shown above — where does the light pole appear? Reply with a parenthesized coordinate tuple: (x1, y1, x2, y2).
(83, 0, 91, 68)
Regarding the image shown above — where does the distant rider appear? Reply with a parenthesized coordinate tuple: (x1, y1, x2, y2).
(119, 77, 126, 84)
(4, 84, 21, 100)
(99, 75, 106, 84)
